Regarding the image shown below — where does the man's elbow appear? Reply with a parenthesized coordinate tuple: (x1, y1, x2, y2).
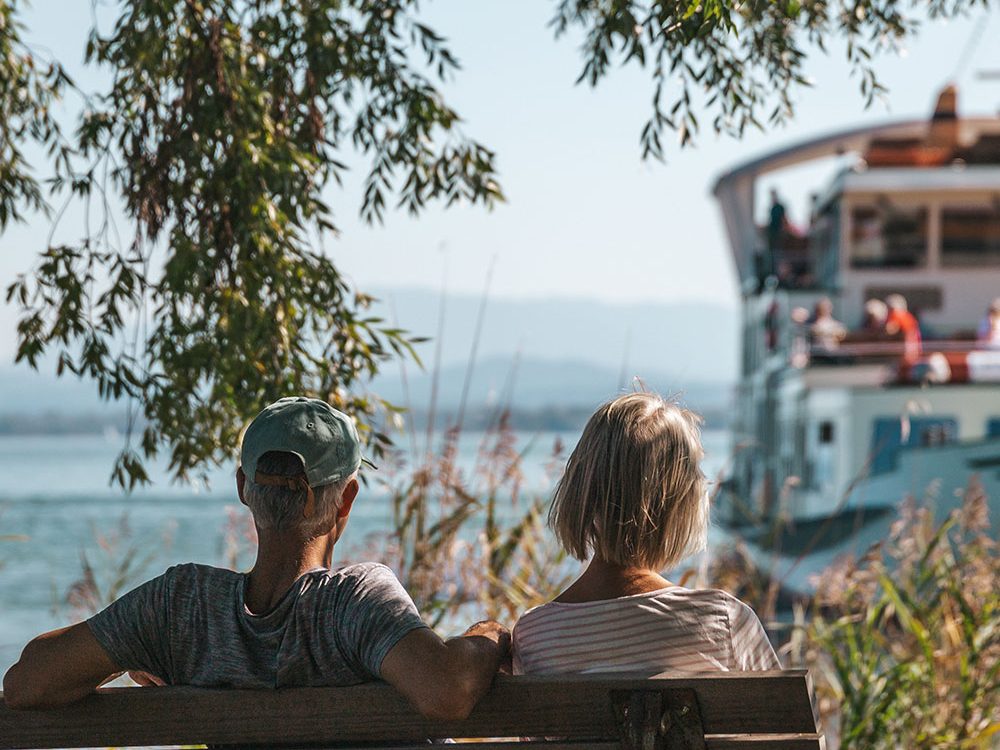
(3, 640, 81, 711)
(3, 662, 46, 711)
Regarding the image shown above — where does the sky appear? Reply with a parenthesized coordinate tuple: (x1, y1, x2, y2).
(1, 1, 999, 364)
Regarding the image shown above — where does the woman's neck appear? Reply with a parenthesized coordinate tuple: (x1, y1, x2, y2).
(553, 558, 674, 604)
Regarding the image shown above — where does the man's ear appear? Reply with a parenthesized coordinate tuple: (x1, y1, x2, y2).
(236, 467, 247, 506)
(336, 478, 359, 519)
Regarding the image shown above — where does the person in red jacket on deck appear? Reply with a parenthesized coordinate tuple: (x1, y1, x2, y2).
(885, 294, 922, 363)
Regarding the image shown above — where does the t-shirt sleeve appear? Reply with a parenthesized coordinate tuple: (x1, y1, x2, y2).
(511, 626, 525, 676)
(86, 570, 173, 681)
(333, 564, 429, 679)
(726, 597, 781, 671)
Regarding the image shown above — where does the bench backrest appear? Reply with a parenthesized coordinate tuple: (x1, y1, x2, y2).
(0, 670, 823, 749)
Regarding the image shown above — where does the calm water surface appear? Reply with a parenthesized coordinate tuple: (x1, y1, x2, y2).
(0, 429, 730, 674)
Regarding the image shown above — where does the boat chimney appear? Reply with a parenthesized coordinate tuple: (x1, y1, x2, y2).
(928, 85, 959, 147)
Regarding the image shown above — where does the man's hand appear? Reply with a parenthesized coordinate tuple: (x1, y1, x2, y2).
(380, 620, 511, 721)
(462, 620, 512, 674)
(460, 620, 511, 648)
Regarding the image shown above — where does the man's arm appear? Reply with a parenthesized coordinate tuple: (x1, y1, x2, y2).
(3, 623, 120, 710)
(379, 620, 510, 721)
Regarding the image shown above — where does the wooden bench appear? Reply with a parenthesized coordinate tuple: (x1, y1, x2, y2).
(0, 671, 824, 749)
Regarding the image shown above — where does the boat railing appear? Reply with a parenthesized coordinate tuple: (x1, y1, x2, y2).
(811, 339, 986, 357)
(797, 334, 1000, 384)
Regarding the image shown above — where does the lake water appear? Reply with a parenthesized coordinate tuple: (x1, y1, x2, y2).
(0, 429, 730, 675)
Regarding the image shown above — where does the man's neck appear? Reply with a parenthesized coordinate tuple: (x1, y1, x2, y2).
(243, 530, 336, 614)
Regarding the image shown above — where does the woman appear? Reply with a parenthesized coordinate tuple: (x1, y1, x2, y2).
(513, 392, 778, 675)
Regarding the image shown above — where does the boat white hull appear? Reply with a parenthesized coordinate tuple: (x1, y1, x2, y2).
(728, 437, 1000, 595)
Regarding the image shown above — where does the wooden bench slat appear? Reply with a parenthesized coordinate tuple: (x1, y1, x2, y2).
(327, 740, 826, 750)
(0, 671, 819, 750)
(706, 734, 826, 750)
(325, 744, 622, 750)
(328, 741, 826, 750)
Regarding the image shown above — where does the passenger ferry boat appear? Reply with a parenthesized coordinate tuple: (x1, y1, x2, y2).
(713, 87, 1000, 592)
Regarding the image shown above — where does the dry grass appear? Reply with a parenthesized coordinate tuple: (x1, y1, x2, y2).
(353, 411, 573, 630)
(805, 482, 1000, 749)
(62, 514, 175, 620)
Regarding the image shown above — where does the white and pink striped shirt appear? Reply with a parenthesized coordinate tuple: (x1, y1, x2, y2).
(512, 586, 780, 676)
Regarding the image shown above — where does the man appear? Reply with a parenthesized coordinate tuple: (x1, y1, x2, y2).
(809, 297, 847, 353)
(765, 188, 787, 278)
(862, 298, 889, 333)
(3, 397, 509, 719)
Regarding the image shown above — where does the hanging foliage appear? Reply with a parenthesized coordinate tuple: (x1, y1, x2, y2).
(553, 0, 987, 158)
(4, 0, 502, 488)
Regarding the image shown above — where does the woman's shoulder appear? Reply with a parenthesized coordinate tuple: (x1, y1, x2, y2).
(678, 586, 759, 611)
(515, 585, 747, 628)
(670, 587, 770, 633)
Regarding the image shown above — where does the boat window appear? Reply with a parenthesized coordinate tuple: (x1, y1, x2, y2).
(818, 421, 834, 444)
(987, 418, 1000, 438)
(849, 204, 928, 269)
(941, 206, 1000, 267)
(870, 416, 957, 474)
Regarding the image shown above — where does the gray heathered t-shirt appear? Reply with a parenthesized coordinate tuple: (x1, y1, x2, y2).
(87, 562, 428, 688)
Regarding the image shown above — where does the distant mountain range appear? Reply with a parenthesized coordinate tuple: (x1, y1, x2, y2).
(0, 288, 736, 432)
(368, 287, 737, 385)
(370, 355, 730, 412)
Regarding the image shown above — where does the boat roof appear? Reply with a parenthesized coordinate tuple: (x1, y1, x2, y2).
(713, 118, 926, 194)
(836, 164, 1000, 194)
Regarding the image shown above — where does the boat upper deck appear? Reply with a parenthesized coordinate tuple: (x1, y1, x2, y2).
(716, 89, 1000, 311)
(717, 87, 1000, 385)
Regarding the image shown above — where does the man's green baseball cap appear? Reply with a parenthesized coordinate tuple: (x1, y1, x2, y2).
(240, 397, 375, 487)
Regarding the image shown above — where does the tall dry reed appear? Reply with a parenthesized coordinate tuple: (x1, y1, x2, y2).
(354, 410, 572, 631)
(806, 482, 1000, 748)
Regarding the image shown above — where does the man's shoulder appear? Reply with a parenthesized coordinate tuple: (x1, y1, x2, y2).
(320, 562, 399, 588)
(154, 562, 242, 593)
(306, 562, 412, 609)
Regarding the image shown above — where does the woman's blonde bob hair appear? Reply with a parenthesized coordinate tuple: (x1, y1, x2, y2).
(549, 392, 708, 570)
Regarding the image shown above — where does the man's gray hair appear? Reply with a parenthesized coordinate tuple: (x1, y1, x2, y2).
(242, 451, 354, 534)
